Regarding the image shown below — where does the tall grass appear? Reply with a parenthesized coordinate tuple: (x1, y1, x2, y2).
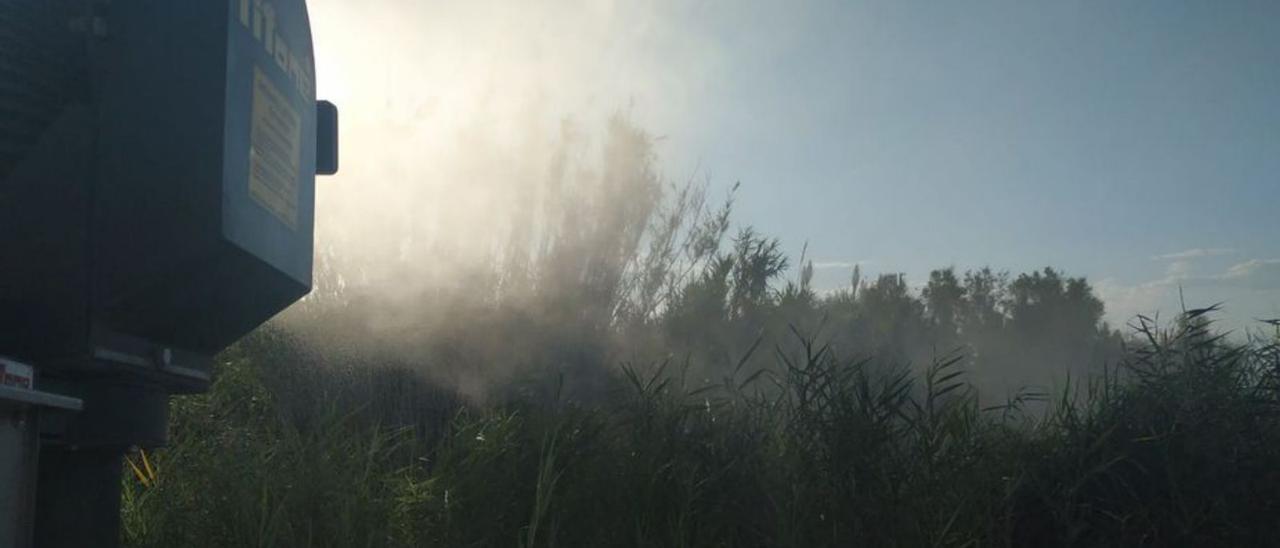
(121, 308, 1280, 547)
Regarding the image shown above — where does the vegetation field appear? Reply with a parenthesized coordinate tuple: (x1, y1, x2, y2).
(121, 310, 1280, 547)
(121, 120, 1280, 547)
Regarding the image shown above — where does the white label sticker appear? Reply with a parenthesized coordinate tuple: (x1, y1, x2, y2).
(248, 66, 302, 229)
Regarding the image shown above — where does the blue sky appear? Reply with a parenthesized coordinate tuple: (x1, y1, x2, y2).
(312, 0, 1280, 332)
(648, 0, 1280, 330)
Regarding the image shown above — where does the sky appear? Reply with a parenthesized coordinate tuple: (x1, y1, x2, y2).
(308, 0, 1280, 333)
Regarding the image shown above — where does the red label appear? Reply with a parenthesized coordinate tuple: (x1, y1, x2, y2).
(0, 358, 34, 389)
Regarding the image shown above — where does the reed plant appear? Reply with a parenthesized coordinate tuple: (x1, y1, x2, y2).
(122, 307, 1280, 547)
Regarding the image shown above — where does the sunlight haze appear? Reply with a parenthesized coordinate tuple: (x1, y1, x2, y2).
(309, 0, 1280, 333)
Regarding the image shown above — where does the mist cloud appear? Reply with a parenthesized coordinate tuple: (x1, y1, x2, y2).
(305, 0, 722, 297)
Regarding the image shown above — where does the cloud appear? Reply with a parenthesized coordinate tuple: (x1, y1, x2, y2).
(1151, 248, 1236, 261)
(811, 260, 872, 270)
(1215, 259, 1280, 290)
(1097, 257, 1280, 332)
(1162, 259, 1193, 280)
(1138, 257, 1280, 290)
(1094, 276, 1172, 325)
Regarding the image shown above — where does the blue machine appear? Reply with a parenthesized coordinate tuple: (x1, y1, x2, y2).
(0, 1, 338, 545)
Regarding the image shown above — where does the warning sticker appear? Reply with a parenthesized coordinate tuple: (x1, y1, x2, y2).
(249, 66, 302, 229)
